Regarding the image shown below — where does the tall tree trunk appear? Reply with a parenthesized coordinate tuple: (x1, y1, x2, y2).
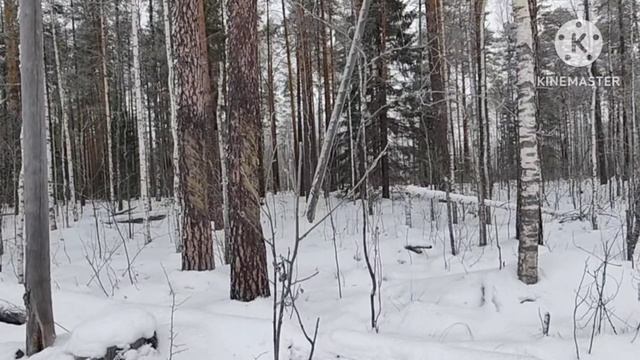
(266, 0, 280, 193)
(425, 0, 450, 189)
(171, 0, 216, 270)
(100, 0, 116, 205)
(131, 0, 151, 243)
(280, 0, 298, 186)
(16, 128, 25, 284)
(228, 0, 270, 301)
(5, 0, 21, 212)
(473, 0, 489, 242)
(163, 0, 182, 252)
(204, 0, 225, 229)
(21, 0, 56, 353)
(45, 81, 57, 231)
(376, 0, 390, 199)
(584, 0, 599, 230)
(50, 6, 78, 223)
(515, 0, 541, 285)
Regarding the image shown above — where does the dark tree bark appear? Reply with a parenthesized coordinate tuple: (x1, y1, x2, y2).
(5, 0, 21, 211)
(376, 0, 390, 199)
(266, 0, 280, 193)
(425, 0, 450, 188)
(228, 0, 270, 301)
(21, 0, 56, 354)
(205, 0, 225, 229)
(171, 0, 215, 271)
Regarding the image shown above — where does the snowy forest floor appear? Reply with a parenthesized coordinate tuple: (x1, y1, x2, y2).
(1, 182, 640, 359)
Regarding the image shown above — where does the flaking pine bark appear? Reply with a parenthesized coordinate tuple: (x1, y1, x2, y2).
(514, 0, 541, 285)
(227, 0, 270, 301)
(170, 0, 215, 271)
(131, 0, 151, 244)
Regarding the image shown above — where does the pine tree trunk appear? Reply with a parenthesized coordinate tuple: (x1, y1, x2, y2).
(21, 0, 56, 352)
(170, 0, 216, 270)
(425, 0, 450, 189)
(228, 0, 270, 301)
(131, 0, 151, 243)
(204, 0, 225, 230)
(515, 0, 541, 285)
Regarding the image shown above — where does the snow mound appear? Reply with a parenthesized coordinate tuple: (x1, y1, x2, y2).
(64, 308, 157, 358)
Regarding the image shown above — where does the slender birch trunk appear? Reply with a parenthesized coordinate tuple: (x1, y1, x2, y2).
(15, 127, 24, 284)
(100, 0, 116, 206)
(162, 0, 181, 252)
(515, 0, 541, 285)
(589, 67, 599, 231)
(50, 7, 78, 223)
(584, 0, 599, 230)
(131, 0, 151, 243)
(45, 81, 56, 231)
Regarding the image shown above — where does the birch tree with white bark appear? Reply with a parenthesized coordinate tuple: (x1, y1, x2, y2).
(50, 3, 78, 224)
(131, 0, 151, 243)
(100, 0, 116, 207)
(514, 0, 542, 285)
(15, 127, 24, 284)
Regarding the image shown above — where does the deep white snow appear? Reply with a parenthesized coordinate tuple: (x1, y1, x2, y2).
(1, 183, 639, 359)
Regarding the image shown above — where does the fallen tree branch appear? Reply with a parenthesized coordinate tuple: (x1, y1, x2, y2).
(104, 214, 166, 224)
(404, 245, 433, 254)
(403, 186, 568, 217)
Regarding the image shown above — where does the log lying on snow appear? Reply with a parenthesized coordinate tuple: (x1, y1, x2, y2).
(404, 245, 433, 254)
(105, 214, 166, 224)
(103, 209, 167, 225)
(0, 302, 26, 325)
(403, 185, 567, 217)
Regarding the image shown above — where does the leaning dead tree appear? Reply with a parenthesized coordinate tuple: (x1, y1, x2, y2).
(305, 0, 374, 223)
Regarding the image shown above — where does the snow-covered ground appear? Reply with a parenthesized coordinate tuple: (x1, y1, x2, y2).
(1, 183, 639, 359)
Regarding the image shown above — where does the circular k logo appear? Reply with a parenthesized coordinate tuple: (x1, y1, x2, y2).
(555, 19, 603, 67)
